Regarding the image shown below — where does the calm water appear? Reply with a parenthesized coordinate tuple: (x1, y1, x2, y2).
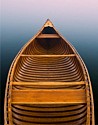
(1, 21, 98, 124)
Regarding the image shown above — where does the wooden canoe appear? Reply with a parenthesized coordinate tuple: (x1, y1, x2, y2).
(4, 19, 95, 125)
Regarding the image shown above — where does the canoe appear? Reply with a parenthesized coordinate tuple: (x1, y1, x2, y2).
(4, 19, 94, 125)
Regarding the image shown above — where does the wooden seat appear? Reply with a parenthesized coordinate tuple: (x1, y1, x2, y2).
(37, 34, 60, 38)
(11, 89, 86, 104)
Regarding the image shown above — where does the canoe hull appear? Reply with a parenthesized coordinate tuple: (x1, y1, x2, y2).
(4, 19, 94, 125)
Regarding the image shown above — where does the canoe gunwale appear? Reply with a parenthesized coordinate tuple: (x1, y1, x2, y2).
(75, 53, 95, 125)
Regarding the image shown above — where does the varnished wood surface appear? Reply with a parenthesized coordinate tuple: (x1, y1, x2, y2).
(12, 81, 86, 85)
(12, 89, 86, 104)
(4, 19, 94, 125)
(21, 54, 75, 57)
(37, 34, 60, 38)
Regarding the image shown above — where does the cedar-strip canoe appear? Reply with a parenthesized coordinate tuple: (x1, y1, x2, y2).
(4, 19, 95, 125)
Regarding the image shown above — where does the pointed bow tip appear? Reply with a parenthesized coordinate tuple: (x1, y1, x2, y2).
(47, 18, 50, 21)
(44, 19, 53, 27)
(46, 19, 52, 22)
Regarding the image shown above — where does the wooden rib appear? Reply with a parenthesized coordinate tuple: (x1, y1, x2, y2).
(37, 34, 60, 38)
(22, 38, 74, 55)
(12, 105, 86, 116)
(13, 56, 84, 82)
(12, 104, 86, 111)
(11, 103, 87, 124)
(12, 81, 86, 86)
(12, 117, 86, 125)
(12, 112, 87, 123)
(11, 89, 86, 104)
(21, 54, 76, 57)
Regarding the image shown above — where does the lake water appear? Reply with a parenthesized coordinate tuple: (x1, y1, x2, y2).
(1, 21, 98, 124)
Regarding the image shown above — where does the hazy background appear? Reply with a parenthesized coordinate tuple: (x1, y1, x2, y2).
(1, 0, 98, 124)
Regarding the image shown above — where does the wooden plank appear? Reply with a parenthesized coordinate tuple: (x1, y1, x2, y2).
(11, 89, 86, 104)
(37, 34, 60, 38)
(21, 54, 75, 57)
(12, 81, 86, 86)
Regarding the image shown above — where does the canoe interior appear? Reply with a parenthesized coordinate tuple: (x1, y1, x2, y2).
(4, 20, 94, 125)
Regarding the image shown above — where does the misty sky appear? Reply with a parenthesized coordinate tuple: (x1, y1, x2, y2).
(1, 0, 98, 30)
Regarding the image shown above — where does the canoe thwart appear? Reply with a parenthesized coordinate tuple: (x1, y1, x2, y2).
(21, 54, 76, 57)
(12, 81, 86, 86)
